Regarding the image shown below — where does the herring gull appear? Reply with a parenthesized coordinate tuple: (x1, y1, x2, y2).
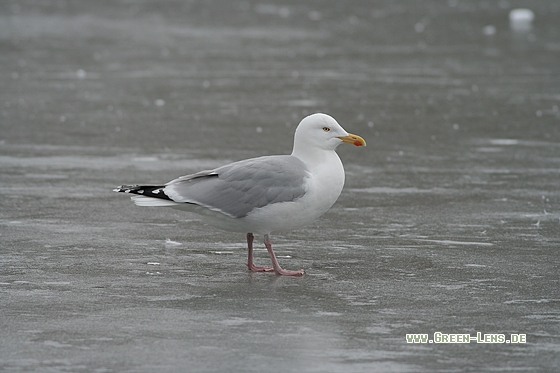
(114, 113, 366, 276)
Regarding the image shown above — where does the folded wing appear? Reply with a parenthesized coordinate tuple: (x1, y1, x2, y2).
(161, 155, 309, 218)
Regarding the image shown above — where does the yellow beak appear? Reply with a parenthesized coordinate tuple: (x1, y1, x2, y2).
(338, 133, 366, 147)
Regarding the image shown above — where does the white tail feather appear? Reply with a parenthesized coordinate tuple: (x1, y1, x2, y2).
(131, 195, 178, 207)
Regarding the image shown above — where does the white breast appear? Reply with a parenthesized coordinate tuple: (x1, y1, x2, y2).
(238, 151, 345, 234)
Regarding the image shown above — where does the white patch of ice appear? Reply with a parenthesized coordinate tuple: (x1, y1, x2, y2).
(509, 9, 534, 31)
(489, 139, 519, 145)
(165, 238, 182, 247)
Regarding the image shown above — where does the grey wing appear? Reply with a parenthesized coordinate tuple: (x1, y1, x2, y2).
(163, 155, 309, 218)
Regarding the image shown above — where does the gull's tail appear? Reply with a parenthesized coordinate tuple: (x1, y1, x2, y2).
(113, 185, 177, 207)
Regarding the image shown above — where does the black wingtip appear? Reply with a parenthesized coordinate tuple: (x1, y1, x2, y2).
(113, 184, 172, 200)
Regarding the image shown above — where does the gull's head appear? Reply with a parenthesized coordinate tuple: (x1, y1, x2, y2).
(292, 113, 366, 153)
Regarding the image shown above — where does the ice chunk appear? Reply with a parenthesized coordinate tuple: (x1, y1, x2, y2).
(509, 9, 534, 31)
(165, 238, 182, 247)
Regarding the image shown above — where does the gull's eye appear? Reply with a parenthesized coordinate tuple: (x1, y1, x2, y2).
(322, 127, 330, 132)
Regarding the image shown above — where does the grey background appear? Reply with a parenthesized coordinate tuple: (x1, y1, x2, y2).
(1, 1, 559, 372)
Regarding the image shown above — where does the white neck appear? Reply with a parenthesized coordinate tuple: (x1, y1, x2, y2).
(292, 148, 342, 171)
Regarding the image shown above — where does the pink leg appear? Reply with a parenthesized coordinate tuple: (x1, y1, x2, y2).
(246, 233, 273, 272)
(264, 234, 304, 276)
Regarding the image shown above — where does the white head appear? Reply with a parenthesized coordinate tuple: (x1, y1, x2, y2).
(292, 113, 366, 155)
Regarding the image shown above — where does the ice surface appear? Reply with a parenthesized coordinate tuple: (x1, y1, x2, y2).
(1, 1, 559, 372)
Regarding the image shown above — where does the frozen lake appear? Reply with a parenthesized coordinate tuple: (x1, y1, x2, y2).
(1, 1, 559, 372)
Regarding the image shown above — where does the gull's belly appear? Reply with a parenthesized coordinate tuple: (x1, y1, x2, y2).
(238, 155, 346, 234)
(190, 152, 346, 235)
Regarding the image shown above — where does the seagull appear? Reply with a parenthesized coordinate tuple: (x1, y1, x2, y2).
(114, 113, 366, 276)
